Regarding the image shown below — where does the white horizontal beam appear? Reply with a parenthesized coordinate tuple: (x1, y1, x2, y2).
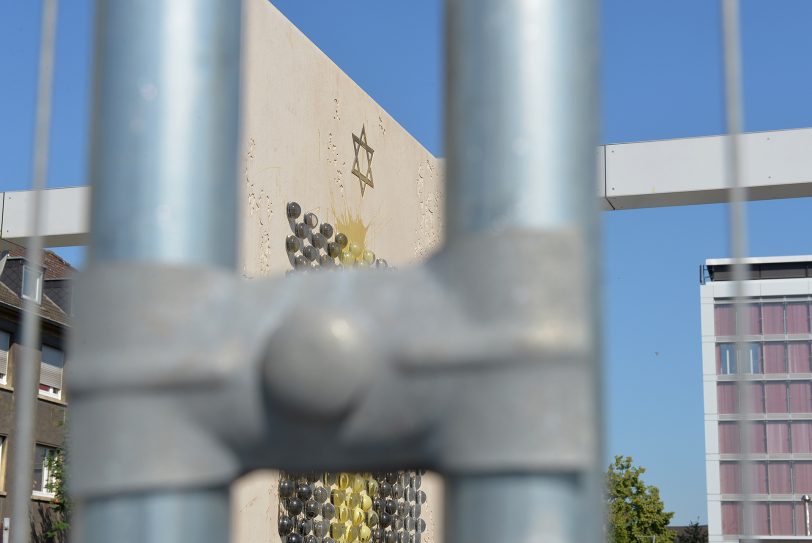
(603, 127, 812, 210)
(1, 186, 89, 248)
(3, 128, 812, 247)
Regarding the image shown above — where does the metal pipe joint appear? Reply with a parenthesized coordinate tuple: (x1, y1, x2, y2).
(69, 241, 597, 500)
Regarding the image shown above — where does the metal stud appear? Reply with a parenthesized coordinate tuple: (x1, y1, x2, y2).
(304, 212, 319, 228)
(303, 246, 319, 262)
(295, 223, 307, 238)
(327, 242, 341, 258)
(294, 255, 309, 270)
(340, 250, 355, 266)
(335, 233, 349, 249)
(312, 232, 326, 249)
(285, 235, 300, 254)
(287, 201, 302, 220)
(320, 223, 334, 238)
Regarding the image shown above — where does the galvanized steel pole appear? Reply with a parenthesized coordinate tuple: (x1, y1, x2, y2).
(9, 1, 58, 542)
(444, 0, 601, 542)
(89, 0, 240, 269)
(79, 0, 241, 541)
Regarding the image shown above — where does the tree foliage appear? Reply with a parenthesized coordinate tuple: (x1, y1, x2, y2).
(45, 447, 69, 539)
(606, 455, 675, 543)
(675, 521, 707, 543)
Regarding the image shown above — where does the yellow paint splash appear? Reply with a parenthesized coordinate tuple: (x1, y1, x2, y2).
(332, 205, 370, 252)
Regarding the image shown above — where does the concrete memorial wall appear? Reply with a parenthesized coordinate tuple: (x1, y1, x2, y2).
(233, 1, 445, 542)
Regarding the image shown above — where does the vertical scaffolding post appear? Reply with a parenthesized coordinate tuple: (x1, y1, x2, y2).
(89, 0, 240, 268)
(9, 1, 58, 542)
(444, 0, 601, 541)
(78, 0, 241, 541)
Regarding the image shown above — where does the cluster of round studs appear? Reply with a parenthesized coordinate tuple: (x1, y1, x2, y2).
(286, 202, 389, 271)
(278, 472, 427, 543)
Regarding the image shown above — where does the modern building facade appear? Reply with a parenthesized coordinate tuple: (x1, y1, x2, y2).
(702, 256, 812, 541)
(0, 248, 73, 542)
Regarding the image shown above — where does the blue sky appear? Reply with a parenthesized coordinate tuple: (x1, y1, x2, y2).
(3, 0, 812, 525)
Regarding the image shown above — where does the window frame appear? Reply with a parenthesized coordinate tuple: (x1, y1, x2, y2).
(745, 343, 762, 374)
(38, 344, 64, 400)
(0, 329, 9, 386)
(21, 264, 43, 305)
(0, 435, 5, 490)
(31, 444, 57, 498)
(720, 343, 737, 375)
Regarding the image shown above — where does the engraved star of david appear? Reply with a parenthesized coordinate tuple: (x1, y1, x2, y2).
(351, 125, 375, 196)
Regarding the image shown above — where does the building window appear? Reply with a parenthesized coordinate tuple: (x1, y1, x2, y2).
(718, 343, 762, 374)
(0, 330, 9, 385)
(790, 382, 812, 412)
(765, 382, 789, 413)
(792, 421, 812, 453)
(745, 343, 762, 373)
(796, 462, 812, 493)
(717, 383, 738, 414)
(762, 303, 785, 334)
(768, 462, 792, 494)
(720, 344, 737, 374)
(764, 343, 787, 373)
(715, 305, 736, 336)
(787, 302, 811, 334)
(766, 422, 791, 453)
(39, 345, 64, 400)
(789, 342, 812, 373)
(32, 444, 57, 497)
(0, 435, 5, 490)
(722, 502, 741, 535)
(21, 265, 42, 305)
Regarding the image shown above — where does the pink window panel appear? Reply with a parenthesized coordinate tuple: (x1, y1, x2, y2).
(719, 423, 740, 454)
(763, 303, 785, 334)
(796, 462, 812, 493)
(764, 343, 786, 373)
(789, 342, 812, 373)
(792, 422, 812, 453)
(749, 462, 768, 494)
(749, 422, 767, 453)
(765, 382, 788, 413)
(717, 383, 738, 414)
(722, 502, 741, 536)
(767, 422, 790, 453)
(715, 305, 736, 336)
(720, 462, 740, 493)
(768, 462, 792, 494)
(787, 302, 810, 334)
(790, 382, 812, 412)
(770, 503, 794, 535)
(751, 502, 770, 536)
(746, 382, 765, 413)
(797, 503, 810, 535)
(745, 304, 762, 335)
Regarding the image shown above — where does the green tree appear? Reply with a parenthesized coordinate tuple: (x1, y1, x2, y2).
(675, 520, 707, 543)
(44, 447, 69, 539)
(606, 455, 675, 543)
